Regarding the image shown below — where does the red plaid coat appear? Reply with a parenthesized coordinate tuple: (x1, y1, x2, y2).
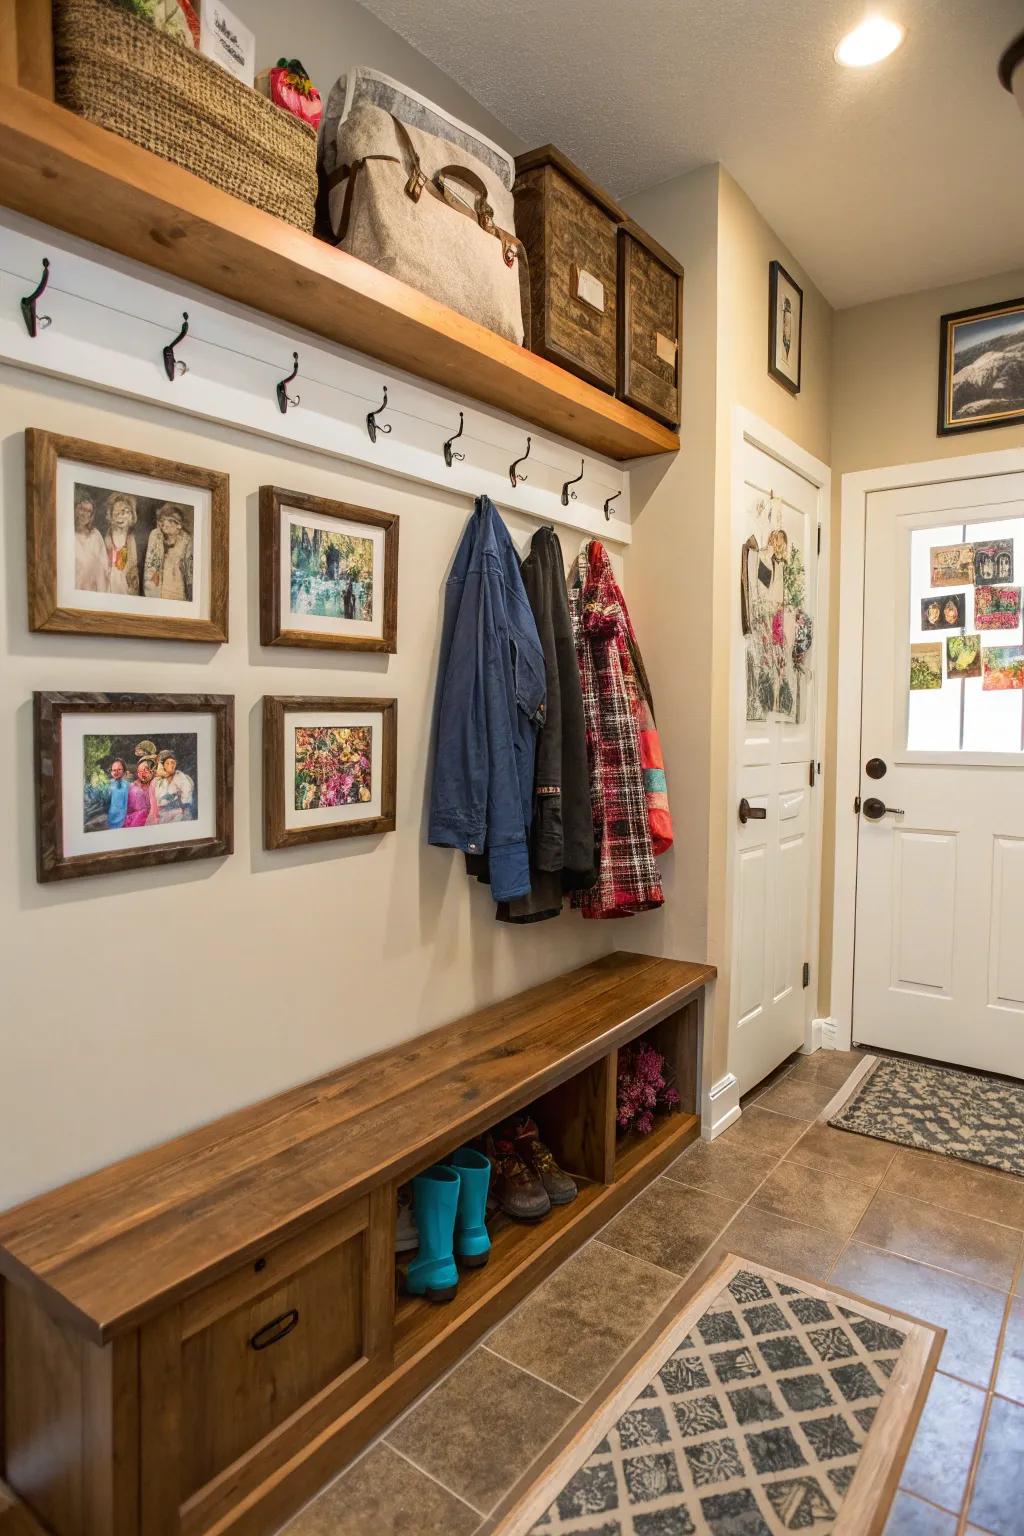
(568, 540, 665, 918)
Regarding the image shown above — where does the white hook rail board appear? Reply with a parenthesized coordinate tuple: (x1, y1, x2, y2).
(0, 211, 632, 544)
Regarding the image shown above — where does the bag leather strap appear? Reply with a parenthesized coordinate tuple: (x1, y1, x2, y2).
(324, 117, 532, 343)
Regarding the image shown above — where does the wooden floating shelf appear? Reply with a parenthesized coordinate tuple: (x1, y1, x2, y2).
(0, 87, 679, 462)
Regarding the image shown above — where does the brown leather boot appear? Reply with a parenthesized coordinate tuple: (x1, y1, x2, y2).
(513, 1118, 578, 1205)
(486, 1134, 551, 1221)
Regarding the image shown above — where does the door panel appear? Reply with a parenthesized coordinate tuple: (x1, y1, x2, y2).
(853, 473, 1024, 1076)
(891, 830, 957, 994)
(730, 435, 823, 1094)
(989, 837, 1024, 1010)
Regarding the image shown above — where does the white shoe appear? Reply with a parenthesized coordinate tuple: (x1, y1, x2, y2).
(395, 1191, 419, 1253)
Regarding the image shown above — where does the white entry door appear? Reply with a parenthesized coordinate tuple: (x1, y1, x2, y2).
(730, 427, 825, 1095)
(853, 471, 1024, 1077)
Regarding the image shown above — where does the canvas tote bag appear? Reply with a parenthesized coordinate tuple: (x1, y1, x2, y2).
(319, 95, 527, 345)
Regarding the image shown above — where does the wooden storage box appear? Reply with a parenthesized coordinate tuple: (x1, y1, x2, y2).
(513, 145, 625, 393)
(617, 219, 683, 427)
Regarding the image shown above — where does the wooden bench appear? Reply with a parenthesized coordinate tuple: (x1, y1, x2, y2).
(0, 951, 713, 1536)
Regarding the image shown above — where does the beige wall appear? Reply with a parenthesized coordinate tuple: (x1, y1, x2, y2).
(621, 167, 834, 1088)
(707, 174, 833, 1077)
(0, 369, 614, 1209)
(620, 165, 720, 983)
(236, 0, 524, 156)
(820, 264, 1024, 1011)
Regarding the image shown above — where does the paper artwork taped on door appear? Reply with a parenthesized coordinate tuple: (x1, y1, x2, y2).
(910, 642, 943, 690)
(741, 493, 812, 724)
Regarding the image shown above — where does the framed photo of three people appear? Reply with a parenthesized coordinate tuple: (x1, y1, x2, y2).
(26, 433, 399, 654)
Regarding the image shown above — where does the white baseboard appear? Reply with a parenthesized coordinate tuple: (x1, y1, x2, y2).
(703, 1072, 740, 1141)
(799, 1017, 823, 1055)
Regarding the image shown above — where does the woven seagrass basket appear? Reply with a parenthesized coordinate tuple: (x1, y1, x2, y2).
(53, 0, 318, 232)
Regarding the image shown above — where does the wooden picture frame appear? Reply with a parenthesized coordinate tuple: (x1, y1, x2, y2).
(34, 691, 234, 883)
(768, 259, 803, 396)
(259, 487, 399, 652)
(937, 295, 1024, 436)
(263, 696, 397, 849)
(26, 430, 229, 641)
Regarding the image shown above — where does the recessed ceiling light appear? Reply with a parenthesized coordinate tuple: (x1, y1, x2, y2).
(835, 16, 905, 67)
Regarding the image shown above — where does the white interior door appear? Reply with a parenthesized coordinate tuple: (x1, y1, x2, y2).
(853, 471, 1024, 1077)
(730, 433, 824, 1095)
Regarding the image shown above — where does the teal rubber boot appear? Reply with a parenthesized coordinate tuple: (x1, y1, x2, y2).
(449, 1147, 492, 1268)
(406, 1166, 460, 1302)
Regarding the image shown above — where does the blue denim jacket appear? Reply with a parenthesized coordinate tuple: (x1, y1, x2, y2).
(429, 497, 546, 902)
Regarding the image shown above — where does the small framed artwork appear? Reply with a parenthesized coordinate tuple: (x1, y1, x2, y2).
(259, 487, 398, 652)
(768, 259, 803, 395)
(263, 696, 397, 849)
(921, 593, 966, 631)
(34, 692, 234, 883)
(26, 430, 229, 642)
(938, 296, 1024, 435)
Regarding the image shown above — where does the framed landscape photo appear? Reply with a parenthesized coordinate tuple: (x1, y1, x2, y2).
(263, 696, 396, 849)
(938, 296, 1024, 435)
(768, 259, 803, 395)
(26, 431, 229, 641)
(259, 487, 398, 652)
(34, 692, 234, 883)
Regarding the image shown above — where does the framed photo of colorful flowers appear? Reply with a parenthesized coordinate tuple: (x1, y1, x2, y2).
(262, 696, 397, 849)
(26, 430, 229, 642)
(259, 486, 399, 652)
(34, 691, 234, 883)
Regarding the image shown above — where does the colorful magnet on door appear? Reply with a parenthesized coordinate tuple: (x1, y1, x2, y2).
(974, 586, 1021, 630)
(982, 646, 1024, 690)
(946, 634, 982, 678)
(930, 543, 974, 586)
(921, 594, 966, 631)
(910, 642, 943, 689)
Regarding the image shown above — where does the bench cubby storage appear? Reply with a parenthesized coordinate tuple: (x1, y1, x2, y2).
(0, 952, 713, 1536)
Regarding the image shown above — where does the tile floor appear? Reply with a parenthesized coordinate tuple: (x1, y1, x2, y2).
(284, 1049, 1024, 1536)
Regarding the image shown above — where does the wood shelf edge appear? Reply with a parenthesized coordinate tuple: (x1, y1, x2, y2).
(0, 89, 679, 463)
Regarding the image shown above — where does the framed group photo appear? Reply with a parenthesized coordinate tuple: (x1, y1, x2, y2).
(938, 295, 1024, 436)
(34, 691, 234, 882)
(26, 431, 229, 642)
(263, 695, 397, 849)
(259, 486, 399, 652)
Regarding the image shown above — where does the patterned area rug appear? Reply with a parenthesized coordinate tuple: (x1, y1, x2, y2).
(827, 1054, 1024, 1177)
(492, 1256, 939, 1536)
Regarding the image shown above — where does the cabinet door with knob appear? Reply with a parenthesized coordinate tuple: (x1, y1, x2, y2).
(139, 1191, 394, 1536)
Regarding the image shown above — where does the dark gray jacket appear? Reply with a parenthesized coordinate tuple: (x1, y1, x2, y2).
(498, 526, 595, 922)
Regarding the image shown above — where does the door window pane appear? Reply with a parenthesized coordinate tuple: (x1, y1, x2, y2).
(907, 517, 1024, 753)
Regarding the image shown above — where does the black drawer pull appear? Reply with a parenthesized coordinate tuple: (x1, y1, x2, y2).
(249, 1308, 299, 1351)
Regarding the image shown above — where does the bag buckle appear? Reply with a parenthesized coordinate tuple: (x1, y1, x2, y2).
(502, 239, 518, 268)
(478, 201, 495, 233)
(405, 167, 427, 202)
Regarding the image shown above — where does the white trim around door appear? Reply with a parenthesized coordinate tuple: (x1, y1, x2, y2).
(726, 410, 831, 1080)
(830, 445, 1024, 1050)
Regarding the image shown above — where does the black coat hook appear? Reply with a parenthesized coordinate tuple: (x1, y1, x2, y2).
(162, 312, 190, 382)
(276, 352, 300, 414)
(509, 435, 532, 487)
(603, 490, 622, 520)
(20, 258, 51, 339)
(443, 411, 466, 467)
(561, 458, 584, 507)
(367, 386, 393, 444)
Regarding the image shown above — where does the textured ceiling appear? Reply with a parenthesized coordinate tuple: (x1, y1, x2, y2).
(356, 0, 1024, 308)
